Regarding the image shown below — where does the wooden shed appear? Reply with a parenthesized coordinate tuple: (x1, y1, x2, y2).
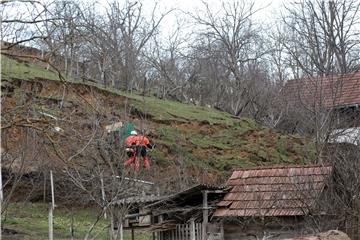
(214, 165, 333, 240)
(113, 183, 228, 240)
(146, 184, 228, 240)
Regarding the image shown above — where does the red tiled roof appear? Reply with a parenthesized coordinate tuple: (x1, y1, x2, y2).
(214, 165, 332, 217)
(283, 72, 360, 108)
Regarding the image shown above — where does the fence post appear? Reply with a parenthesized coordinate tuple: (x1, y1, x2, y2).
(49, 170, 55, 240)
(48, 203, 53, 240)
(190, 219, 196, 240)
(50, 170, 55, 209)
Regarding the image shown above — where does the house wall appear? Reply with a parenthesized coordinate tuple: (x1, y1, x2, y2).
(222, 217, 321, 240)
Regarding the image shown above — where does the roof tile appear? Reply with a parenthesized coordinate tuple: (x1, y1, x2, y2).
(215, 165, 332, 217)
(283, 72, 360, 108)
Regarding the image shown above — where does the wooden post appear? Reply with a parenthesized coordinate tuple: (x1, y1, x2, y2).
(220, 221, 224, 240)
(119, 217, 123, 240)
(48, 203, 53, 240)
(202, 191, 208, 240)
(131, 228, 135, 240)
(49, 170, 55, 240)
(43, 172, 47, 202)
(100, 173, 107, 219)
(50, 170, 55, 209)
(0, 156, 3, 240)
(70, 211, 74, 240)
(190, 219, 196, 240)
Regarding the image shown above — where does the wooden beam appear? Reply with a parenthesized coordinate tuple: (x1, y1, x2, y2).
(152, 206, 216, 216)
(125, 211, 151, 219)
(202, 191, 208, 240)
(48, 203, 53, 240)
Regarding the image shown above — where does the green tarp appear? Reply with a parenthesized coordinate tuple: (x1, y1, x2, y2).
(118, 122, 134, 142)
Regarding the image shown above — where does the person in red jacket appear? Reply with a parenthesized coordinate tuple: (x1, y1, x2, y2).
(134, 133, 154, 169)
(123, 130, 154, 173)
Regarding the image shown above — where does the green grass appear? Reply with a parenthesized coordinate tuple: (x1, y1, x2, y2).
(1, 55, 61, 81)
(130, 96, 237, 125)
(2, 202, 151, 240)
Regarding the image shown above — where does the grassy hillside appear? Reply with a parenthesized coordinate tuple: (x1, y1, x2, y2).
(1, 54, 316, 182)
(1, 53, 316, 239)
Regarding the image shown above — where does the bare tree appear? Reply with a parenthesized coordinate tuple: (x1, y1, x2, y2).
(281, 0, 360, 76)
(189, 0, 271, 117)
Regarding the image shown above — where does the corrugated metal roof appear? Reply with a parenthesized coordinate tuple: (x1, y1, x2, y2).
(282, 72, 360, 109)
(214, 165, 332, 217)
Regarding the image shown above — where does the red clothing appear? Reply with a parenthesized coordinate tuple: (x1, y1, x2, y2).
(124, 155, 150, 173)
(124, 135, 150, 147)
(134, 135, 150, 146)
(124, 135, 137, 147)
(123, 134, 152, 173)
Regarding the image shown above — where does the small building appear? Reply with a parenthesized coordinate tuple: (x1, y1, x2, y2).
(113, 165, 358, 240)
(145, 184, 228, 240)
(214, 165, 333, 240)
(112, 184, 228, 240)
(282, 72, 360, 130)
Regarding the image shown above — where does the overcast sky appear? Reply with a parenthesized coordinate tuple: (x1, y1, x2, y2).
(91, 0, 286, 38)
(2, 0, 287, 46)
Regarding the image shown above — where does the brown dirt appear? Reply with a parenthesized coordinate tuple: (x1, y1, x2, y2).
(171, 121, 221, 135)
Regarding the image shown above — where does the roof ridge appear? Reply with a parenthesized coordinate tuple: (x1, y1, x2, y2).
(232, 164, 332, 172)
(287, 71, 360, 82)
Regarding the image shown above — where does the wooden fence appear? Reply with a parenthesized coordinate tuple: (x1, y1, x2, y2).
(158, 222, 202, 240)
(157, 222, 223, 240)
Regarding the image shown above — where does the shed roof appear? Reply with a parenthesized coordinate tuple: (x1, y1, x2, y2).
(113, 195, 164, 205)
(214, 165, 332, 217)
(147, 184, 227, 209)
(283, 72, 360, 109)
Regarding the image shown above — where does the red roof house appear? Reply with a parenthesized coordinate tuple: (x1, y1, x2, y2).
(283, 72, 360, 109)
